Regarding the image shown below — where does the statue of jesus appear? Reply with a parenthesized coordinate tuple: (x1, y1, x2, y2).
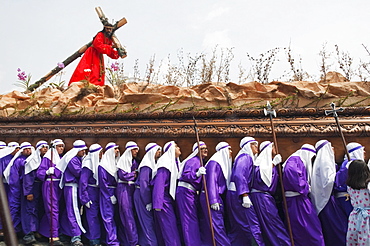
(69, 23, 125, 86)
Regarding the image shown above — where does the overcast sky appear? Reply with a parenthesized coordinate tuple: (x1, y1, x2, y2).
(1, 0, 370, 94)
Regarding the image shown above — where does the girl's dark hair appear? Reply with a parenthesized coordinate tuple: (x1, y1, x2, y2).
(346, 159, 370, 190)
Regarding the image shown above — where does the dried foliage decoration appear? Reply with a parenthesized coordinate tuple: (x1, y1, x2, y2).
(335, 44, 353, 81)
(246, 48, 280, 84)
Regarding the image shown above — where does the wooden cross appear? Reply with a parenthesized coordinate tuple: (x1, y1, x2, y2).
(325, 102, 350, 160)
(263, 101, 277, 118)
(325, 102, 344, 118)
(95, 7, 127, 58)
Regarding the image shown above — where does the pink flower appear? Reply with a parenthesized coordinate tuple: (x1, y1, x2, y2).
(17, 74, 27, 81)
(111, 62, 119, 71)
(57, 62, 65, 68)
(17, 69, 27, 81)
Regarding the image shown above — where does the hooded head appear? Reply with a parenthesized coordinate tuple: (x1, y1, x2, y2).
(20, 142, 33, 156)
(7, 142, 20, 155)
(0, 141, 6, 149)
(178, 141, 207, 178)
(99, 142, 120, 180)
(117, 141, 139, 173)
(346, 142, 365, 162)
(24, 140, 48, 175)
(82, 143, 103, 184)
(254, 141, 274, 187)
(138, 143, 161, 173)
(236, 137, 258, 161)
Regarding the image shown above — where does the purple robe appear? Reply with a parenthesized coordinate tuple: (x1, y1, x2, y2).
(0, 154, 14, 230)
(8, 155, 28, 232)
(199, 160, 231, 246)
(152, 167, 181, 246)
(0, 154, 13, 195)
(176, 156, 203, 246)
(36, 155, 63, 238)
(98, 166, 119, 246)
(314, 162, 348, 246)
(116, 159, 139, 246)
(60, 156, 84, 237)
(22, 169, 43, 234)
(79, 167, 101, 240)
(334, 160, 353, 216)
(283, 155, 325, 246)
(249, 165, 291, 246)
(227, 153, 265, 246)
(133, 166, 158, 246)
(318, 195, 347, 246)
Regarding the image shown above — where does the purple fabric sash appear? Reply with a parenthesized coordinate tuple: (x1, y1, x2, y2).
(260, 142, 272, 152)
(316, 141, 329, 152)
(90, 146, 102, 153)
(349, 145, 363, 153)
(241, 139, 257, 149)
(146, 144, 159, 152)
(301, 147, 316, 154)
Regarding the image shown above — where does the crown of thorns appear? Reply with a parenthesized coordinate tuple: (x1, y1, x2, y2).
(101, 17, 114, 27)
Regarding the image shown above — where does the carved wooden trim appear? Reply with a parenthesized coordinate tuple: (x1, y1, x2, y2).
(1, 106, 370, 123)
(1, 107, 370, 138)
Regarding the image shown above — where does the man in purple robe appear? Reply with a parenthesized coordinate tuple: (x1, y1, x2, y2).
(283, 144, 325, 246)
(335, 142, 365, 217)
(249, 141, 291, 245)
(22, 140, 49, 244)
(311, 140, 347, 246)
(116, 141, 140, 246)
(4, 142, 33, 235)
(199, 141, 232, 246)
(0, 141, 19, 237)
(134, 143, 162, 246)
(226, 137, 265, 246)
(152, 141, 182, 246)
(58, 140, 88, 246)
(0, 142, 20, 196)
(79, 143, 103, 246)
(98, 142, 120, 246)
(176, 141, 207, 246)
(36, 139, 65, 245)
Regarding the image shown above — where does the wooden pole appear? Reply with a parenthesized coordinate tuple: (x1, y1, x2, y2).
(193, 117, 216, 246)
(264, 102, 295, 246)
(29, 43, 92, 92)
(49, 143, 54, 246)
(0, 176, 18, 245)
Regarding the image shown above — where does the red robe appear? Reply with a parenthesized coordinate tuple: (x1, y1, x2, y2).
(69, 32, 119, 86)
